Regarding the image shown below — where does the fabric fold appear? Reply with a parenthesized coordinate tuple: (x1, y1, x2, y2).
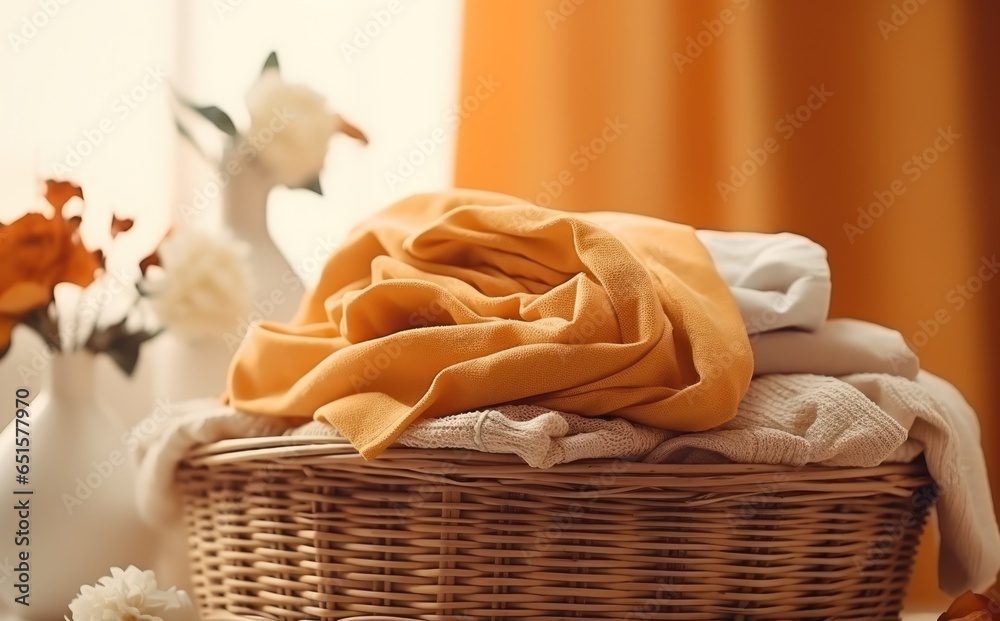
(226, 190, 753, 458)
(695, 230, 831, 334)
(750, 318, 919, 378)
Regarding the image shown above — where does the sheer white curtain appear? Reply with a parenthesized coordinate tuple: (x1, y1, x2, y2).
(0, 0, 463, 426)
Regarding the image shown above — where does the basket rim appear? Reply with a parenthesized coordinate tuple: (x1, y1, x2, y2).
(179, 435, 932, 488)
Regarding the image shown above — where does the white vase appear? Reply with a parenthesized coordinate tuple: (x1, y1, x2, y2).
(0, 351, 155, 619)
(158, 332, 234, 401)
(222, 146, 303, 325)
(157, 148, 305, 401)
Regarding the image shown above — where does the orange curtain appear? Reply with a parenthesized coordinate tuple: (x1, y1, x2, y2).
(455, 0, 999, 608)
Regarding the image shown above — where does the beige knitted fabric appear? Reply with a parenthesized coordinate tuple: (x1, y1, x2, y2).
(642, 374, 907, 466)
(289, 374, 919, 468)
(294, 405, 673, 469)
(402, 405, 672, 468)
(293, 375, 906, 469)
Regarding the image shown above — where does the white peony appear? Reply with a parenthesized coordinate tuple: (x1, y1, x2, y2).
(245, 68, 365, 187)
(144, 229, 253, 340)
(66, 566, 197, 621)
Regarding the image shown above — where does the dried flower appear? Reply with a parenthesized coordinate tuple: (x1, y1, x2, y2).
(939, 590, 1000, 620)
(66, 565, 196, 621)
(175, 51, 366, 194)
(244, 67, 340, 188)
(0, 180, 103, 356)
(142, 229, 253, 340)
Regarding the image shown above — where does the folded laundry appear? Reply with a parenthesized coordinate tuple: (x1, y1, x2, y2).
(226, 190, 753, 458)
(750, 318, 920, 378)
(695, 230, 831, 334)
(295, 405, 673, 469)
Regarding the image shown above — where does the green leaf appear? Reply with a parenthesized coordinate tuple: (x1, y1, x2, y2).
(106, 337, 142, 376)
(172, 87, 238, 137)
(84, 314, 129, 353)
(92, 324, 162, 377)
(175, 118, 194, 144)
(302, 177, 323, 195)
(192, 105, 238, 137)
(22, 306, 62, 352)
(262, 51, 279, 74)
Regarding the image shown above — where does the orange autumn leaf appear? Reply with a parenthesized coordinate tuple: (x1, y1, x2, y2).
(138, 250, 161, 275)
(0, 282, 51, 354)
(939, 591, 1000, 621)
(111, 214, 134, 238)
(0, 316, 16, 357)
(0, 180, 103, 356)
(0, 282, 51, 315)
(138, 224, 174, 276)
(44, 179, 84, 212)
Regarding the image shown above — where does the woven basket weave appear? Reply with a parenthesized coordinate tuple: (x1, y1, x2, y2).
(177, 436, 936, 621)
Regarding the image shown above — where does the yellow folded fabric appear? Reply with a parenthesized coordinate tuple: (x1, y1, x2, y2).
(227, 190, 753, 459)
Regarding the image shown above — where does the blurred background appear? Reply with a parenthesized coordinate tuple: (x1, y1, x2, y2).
(1, 0, 997, 611)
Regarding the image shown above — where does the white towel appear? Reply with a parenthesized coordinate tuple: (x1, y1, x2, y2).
(132, 398, 291, 526)
(697, 230, 831, 334)
(750, 318, 920, 378)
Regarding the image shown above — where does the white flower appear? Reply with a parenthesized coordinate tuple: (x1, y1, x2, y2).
(245, 68, 353, 187)
(67, 566, 197, 621)
(144, 230, 253, 340)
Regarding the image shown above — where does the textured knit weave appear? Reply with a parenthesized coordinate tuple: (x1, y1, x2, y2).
(226, 190, 753, 458)
(296, 405, 673, 469)
(643, 374, 908, 465)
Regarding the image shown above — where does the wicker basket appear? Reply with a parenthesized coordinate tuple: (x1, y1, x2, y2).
(177, 436, 937, 621)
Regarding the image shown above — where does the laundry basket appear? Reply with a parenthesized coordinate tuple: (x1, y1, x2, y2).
(177, 435, 936, 621)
